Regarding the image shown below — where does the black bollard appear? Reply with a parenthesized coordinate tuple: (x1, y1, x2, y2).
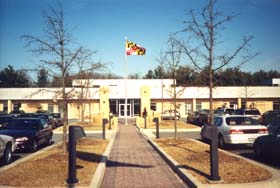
(153, 117, 159, 139)
(102, 118, 108, 139)
(67, 126, 86, 186)
(210, 125, 221, 181)
(144, 116, 147, 129)
(143, 107, 147, 129)
(109, 113, 113, 130)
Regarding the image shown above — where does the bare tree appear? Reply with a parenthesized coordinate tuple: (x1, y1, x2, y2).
(155, 50, 166, 120)
(172, 0, 258, 180)
(21, 2, 84, 153)
(75, 47, 107, 126)
(173, 0, 258, 122)
(165, 38, 183, 139)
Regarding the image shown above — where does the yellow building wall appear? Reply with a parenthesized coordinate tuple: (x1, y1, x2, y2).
(68, 103, 80, 119)
(201, 102, 209, 109)
(212, 101, 230, 109)
(249, 101, 273, 114)
(99, 86, 109, 118)
(0, 103, 3, 111)
(140, 86, 151, 114)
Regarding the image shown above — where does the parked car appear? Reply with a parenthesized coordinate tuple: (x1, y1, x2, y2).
(262, 110, 280, 126)
(201, 115, 268, 148)
(0, 134, 16, 164)
(51, 113, 63, 127)
(186, 111, 199, 125)
(196, 109, 210, 126)
(267, 120, 280, 135)
(9, 110, 25, 117)
(253, 128, 280, 159)
(233, 108, 262, 122)
(161, 110, 180, 120)
(214, 107, 235, 116)
(34, 113, 56, 129)
(0, 115, 14, 129)
(19, 113, 36, 118)
(0, 118, 53, 152)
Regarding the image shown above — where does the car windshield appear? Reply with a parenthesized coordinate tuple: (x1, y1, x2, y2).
(7, 119, 38, 129)
(245, 110, 260, 115)
(225, 109, 234, 114)
(226, 117, 258, 126)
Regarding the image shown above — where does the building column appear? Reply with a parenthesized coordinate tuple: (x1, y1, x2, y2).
(7, 100, 13, 113)
(99, 86, 110, 118)
(192, 98, 196, 111)
(237, 98, 242, 109)
(140, 86, 151, 115)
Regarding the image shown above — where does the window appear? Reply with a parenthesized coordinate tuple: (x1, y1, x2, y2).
(48, 104, 54, 113)
(241, 101, 246, 108)
(196, 102, 202, 111)
(214, 117, 223, 127)
(109, 99, 118, 115)
(133, 99, 141, 116)
(185, 103, 192, 115)
(229, 102, 237, 109)
(150, 103, 156, 111)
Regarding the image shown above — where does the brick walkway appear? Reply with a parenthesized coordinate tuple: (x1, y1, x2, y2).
(100, 119, 186, 188)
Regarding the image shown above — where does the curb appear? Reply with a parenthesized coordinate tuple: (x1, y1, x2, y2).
(90, 127, 118, 188)
(138, 127, 280, 188)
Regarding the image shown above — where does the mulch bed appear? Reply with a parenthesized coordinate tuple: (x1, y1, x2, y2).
(155, 138, 272, 184)
(0, 137, 108, 187)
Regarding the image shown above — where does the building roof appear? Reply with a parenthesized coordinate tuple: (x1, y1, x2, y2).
(0, 79, 279, 100)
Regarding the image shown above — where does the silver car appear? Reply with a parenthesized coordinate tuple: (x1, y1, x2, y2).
(0, 134, 16, 164)
(161, 110, 180, 120)
(201, 115, 268, 148)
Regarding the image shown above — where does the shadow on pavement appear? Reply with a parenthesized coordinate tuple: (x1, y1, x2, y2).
(77, 150, 154, 169)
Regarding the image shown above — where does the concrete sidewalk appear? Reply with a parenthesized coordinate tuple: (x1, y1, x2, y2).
(100, 120, 187, 188)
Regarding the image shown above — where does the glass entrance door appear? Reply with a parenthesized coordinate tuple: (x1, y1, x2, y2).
(119, 104, 131, 117)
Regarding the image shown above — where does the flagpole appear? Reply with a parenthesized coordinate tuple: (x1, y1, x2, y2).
(125, 36, 128, 125)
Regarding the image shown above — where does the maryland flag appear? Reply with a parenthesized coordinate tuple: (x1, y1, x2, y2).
(126, 41, 146, 55)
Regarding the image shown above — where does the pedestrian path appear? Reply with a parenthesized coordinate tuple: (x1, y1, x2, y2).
(100, 119, 186, 188)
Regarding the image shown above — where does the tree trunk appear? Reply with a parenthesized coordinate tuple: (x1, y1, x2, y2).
(173, 78, 177, 139)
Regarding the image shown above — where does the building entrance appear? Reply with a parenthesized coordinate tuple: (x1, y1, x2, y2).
(109, 99, 141, 117)
(119, 104, 131, 117)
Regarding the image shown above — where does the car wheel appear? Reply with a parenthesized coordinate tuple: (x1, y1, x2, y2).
(30, 139, 38, 152)
(47, 138, 52, 146)
(201, 135, 207, 142)
(3, 143, 12, 164)
(218, 135, 226, 149)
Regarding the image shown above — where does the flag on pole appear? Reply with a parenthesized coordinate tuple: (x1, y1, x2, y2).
(126, 41, 146, 55)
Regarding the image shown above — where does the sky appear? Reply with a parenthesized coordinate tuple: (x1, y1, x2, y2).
(0, 0, 280, 78)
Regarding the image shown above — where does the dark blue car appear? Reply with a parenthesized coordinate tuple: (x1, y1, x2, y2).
(253, 127, 280, 159)
(0, 118, 53, 152)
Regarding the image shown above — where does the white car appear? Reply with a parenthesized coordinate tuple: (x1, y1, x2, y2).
(0, 134, 16, 164)
(200, 115, 268, 148)
(161, 110, 180, 120)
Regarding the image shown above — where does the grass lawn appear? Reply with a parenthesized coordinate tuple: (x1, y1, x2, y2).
(0, 137, 108, 187)
(155, 138, 272, 184)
